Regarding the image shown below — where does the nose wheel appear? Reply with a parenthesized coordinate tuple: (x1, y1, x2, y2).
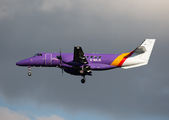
(81, 76, 86, 84)
(28, 67, 32, 76)
(28, 72, 32, 76)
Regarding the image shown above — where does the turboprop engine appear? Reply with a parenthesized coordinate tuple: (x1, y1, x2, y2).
(64, 65, 92, 76)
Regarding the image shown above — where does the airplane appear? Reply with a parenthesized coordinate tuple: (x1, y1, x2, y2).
(16, 39, 156, 84)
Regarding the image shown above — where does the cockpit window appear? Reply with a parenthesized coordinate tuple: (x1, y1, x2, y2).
(33, 54, 42, 57)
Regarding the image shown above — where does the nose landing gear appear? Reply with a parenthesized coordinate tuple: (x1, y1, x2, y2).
(28, 67, 32, 76)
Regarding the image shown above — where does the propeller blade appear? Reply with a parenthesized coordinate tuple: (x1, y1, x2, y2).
(62, 68, 63, 76)
(60, 49, 62, 67)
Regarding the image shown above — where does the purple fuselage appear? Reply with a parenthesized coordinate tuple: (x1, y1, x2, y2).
(16, 53, 120, 70)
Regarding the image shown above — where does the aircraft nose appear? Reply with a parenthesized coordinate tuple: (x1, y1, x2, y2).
(16, 58, 30, 66)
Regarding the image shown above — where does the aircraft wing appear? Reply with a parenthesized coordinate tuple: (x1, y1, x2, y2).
(73, 46, 88, 64)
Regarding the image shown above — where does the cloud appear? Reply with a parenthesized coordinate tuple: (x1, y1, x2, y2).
(39, 0, 73, 12)
(0, 0, 36, 20)
(0, 107, 31, 120)
(0, 107, 65, 120)
(0, 0, 169, 120)
(1, 0, 169, 20)
(36, 115, 65, 120)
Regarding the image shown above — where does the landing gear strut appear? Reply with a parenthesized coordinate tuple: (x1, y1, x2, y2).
(81, 76, 86, 84)
(28, 67, 32, 76)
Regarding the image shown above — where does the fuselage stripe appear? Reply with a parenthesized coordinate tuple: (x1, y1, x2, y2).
(111, 53, 129, 66)
(117, 50, 134, 66)
(111, 50, 134, 67)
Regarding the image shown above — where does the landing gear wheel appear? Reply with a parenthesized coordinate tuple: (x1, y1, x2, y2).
(28, 72, 32, 76)
(81, 79, 85, 84)
(28, 67, 31, 76)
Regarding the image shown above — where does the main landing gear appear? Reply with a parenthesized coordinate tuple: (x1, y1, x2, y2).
(28, 67, 32, 76)
(81, 76, 86, 84)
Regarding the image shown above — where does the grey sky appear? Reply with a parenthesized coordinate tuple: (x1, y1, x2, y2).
(0, 0, 169, 120)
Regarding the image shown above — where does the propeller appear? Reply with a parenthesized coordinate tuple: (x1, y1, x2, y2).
(57, 49, 62, 67)
(57, 49, 64, 76)
(59, 49, 62, 67)
(62, 68, 63, 76)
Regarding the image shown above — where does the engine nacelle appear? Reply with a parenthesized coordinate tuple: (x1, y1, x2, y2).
(64, 68, 92, 76)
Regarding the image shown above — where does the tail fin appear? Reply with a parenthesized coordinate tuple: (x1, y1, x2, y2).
(121, 39, 156, 69)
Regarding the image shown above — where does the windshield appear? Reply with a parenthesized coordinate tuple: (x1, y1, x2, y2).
(33, 53, 42, 57)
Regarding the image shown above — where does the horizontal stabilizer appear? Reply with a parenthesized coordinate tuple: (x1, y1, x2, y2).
(135, 46, 146, 53)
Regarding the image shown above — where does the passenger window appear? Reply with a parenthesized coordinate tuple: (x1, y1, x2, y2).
(90, 56, 93, 58)
(94, 56, 97, 58)
(86, 56, 89, 58)
(99, 56, 101, 58)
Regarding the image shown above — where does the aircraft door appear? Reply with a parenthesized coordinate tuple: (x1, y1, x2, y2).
(45, 53, 52, 65)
